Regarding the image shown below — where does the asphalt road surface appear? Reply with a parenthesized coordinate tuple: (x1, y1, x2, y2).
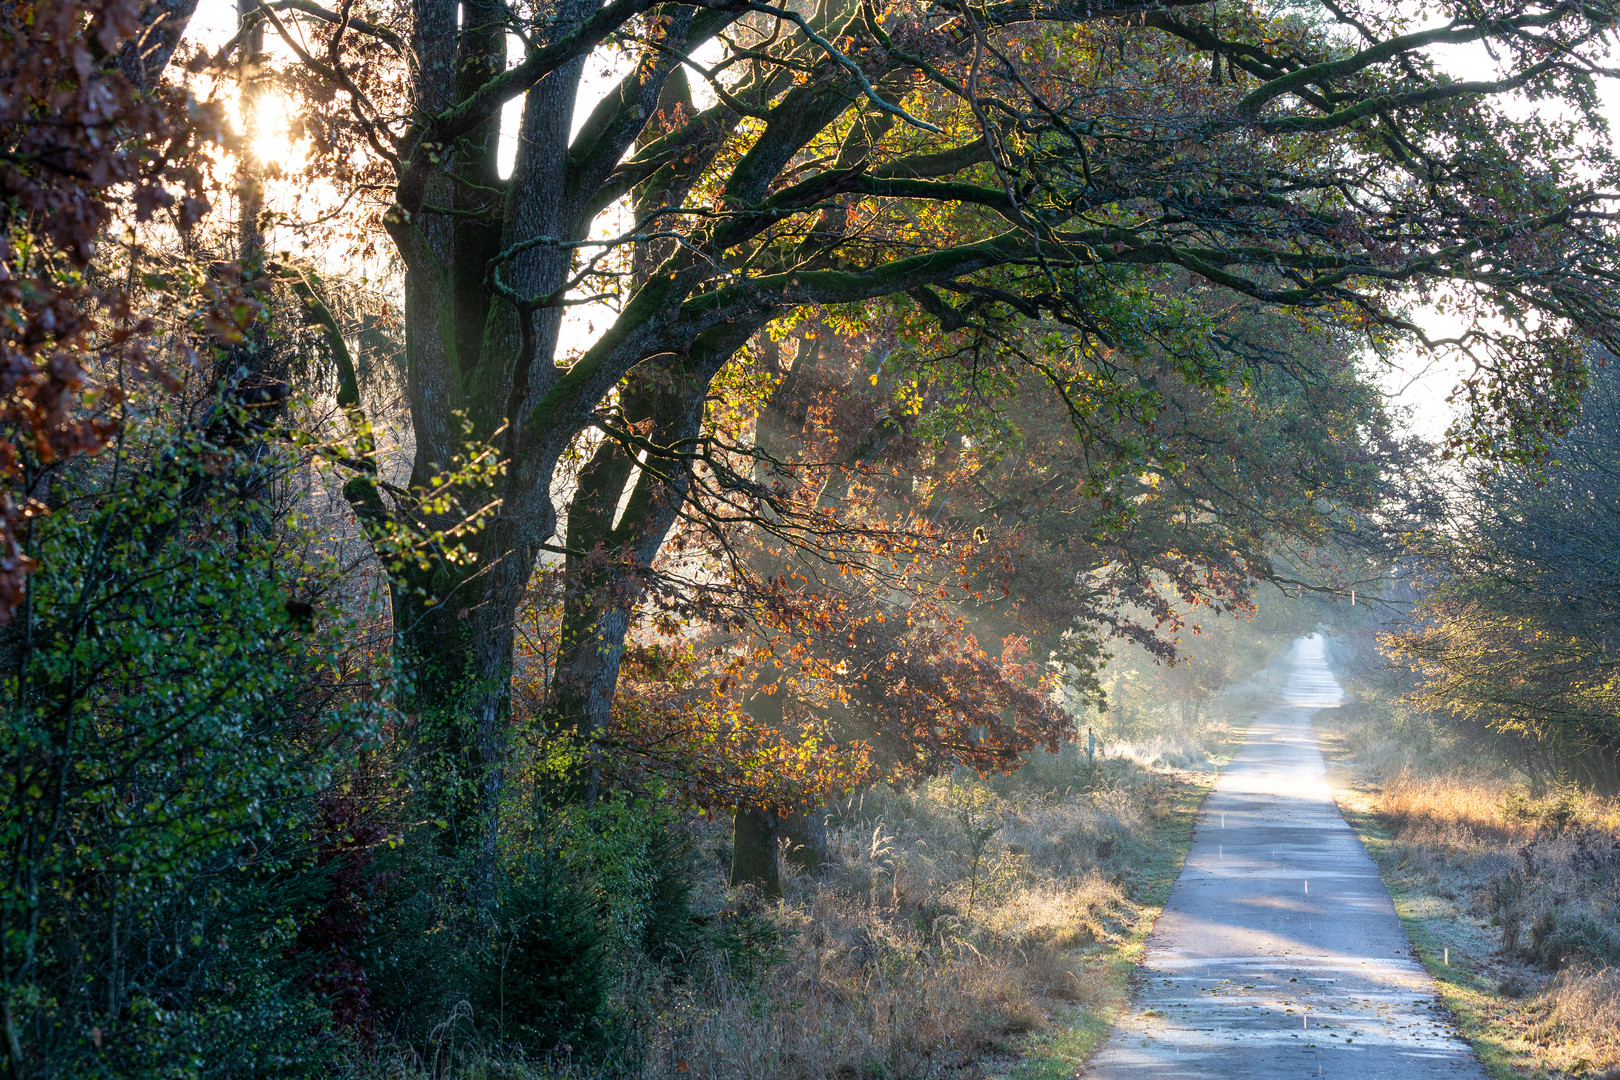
(1082, 634, 1487, 1079)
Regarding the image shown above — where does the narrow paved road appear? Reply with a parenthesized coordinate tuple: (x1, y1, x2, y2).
(1083, 635, 1486, 1079)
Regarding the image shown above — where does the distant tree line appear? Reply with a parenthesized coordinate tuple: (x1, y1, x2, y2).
(1392, 359, 1620, 794)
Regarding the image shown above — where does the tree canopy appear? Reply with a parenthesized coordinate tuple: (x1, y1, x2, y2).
(2, 0, 1620, 1069)
(1390, 357, 1620, 793)
(202, 0, 1620, 869)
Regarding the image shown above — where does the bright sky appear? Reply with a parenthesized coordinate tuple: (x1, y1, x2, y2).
(1387, 34, 1620, 440)
(182, 1, 1620, 441)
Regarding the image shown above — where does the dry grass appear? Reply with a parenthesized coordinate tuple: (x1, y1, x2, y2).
(1318, 702, 1620, 1078)
(1378, 770, 1620, 842)
(646, 895, 1086, 1080)
(1364, 769, 1620, 977)
(572, 720, 1241, 1080)
(1532, 965, 1620, 1072)
(629, 755, 1170, 1080)
(357, 712, 1240, 1080)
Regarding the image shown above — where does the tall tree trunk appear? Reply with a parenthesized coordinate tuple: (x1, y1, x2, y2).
(721, 327, 914, 891)
(236, 0, 264, 276)
(726, 677, 825, 897)
(381, 0, 600, 896)
(542, 67, 703, 796)
(728, 336, 844, 892)
(730, 805, 826, 897)
(546, 363, 710, 792)
(117, 0, 203, 89)
(390, 569, 486, 850)
(729, 807, 782, 899)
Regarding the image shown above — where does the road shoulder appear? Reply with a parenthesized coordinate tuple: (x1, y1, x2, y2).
(1316, 714, 1569, 1080)
(990, 725, 1246, 1080)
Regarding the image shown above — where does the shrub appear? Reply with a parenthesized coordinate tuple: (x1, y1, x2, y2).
(479, 859, 611, 1051)
(355, 847, 474, 1050)
(638, 828, 699, 969)
(1493, 834, 1620, 970)
(0, 420, 382, 1077)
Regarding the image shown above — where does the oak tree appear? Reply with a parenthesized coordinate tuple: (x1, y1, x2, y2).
(214, 0, 1620, 865)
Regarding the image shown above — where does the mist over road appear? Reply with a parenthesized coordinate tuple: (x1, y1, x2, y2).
(1083, 635, 1487, 1079)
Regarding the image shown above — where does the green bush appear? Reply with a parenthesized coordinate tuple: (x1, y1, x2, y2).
(479, 859, 610, 1050)
(0, 420, 382, 1077)
(1501, 786, 1584, 834)
(637, 828, 699, 969)
(350, 841, 474, 1049)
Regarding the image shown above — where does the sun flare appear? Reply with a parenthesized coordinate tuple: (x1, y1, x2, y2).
(232, 87, 307, 173)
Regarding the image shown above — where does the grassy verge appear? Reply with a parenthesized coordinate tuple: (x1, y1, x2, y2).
(1317, 710, 1620, 1080)
(1330, 777, 1550, 1079)
(993, 721, 1247, 1080)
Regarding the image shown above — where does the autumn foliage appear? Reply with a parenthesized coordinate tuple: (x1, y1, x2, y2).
(8, 0, 1620, 1073)
(0, 0, 222, 617)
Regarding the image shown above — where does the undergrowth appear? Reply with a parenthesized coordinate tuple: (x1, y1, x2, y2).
(352, 719, 1243, 1079)
(1321, 634, 1620, 1080)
